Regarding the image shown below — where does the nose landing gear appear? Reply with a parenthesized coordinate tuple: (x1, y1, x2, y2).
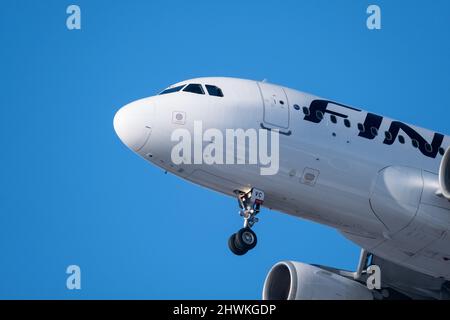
(228, 188, 264, 256)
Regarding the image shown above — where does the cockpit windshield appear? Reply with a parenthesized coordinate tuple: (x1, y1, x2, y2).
(159, 84, 186, 95)
(205, 85, 224, 97)
(183, 83, 205, 95)
(159, 83, 224, 97)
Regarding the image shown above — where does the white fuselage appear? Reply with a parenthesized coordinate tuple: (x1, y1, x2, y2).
(114, 77, 450, 280)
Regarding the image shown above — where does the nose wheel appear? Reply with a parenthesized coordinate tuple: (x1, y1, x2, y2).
(228, 189, 264, 256)
(228, 228, 258, 255)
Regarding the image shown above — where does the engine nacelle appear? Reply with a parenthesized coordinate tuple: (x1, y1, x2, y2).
(262, 261, 373, 300)
(439, 147, 450, 199)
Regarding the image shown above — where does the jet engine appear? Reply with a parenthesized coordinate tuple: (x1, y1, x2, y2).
(439, 147, 450, 200)
(262, 261, 373, 300)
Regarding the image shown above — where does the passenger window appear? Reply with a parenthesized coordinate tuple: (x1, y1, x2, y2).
(385, 131, 393, 141)
(159, 84, 186, 95)
(425, 143, 433, 153)
(183, 84, 205, 95)
(371, 127, 378, 136)
(344, 119, 351, 128)
(412, 139, 419, 148)
(302, 107, 310, 115)
(330, 115, 337, 124)
(439, 147, 446, 156)
(398, 135, 405, 144)
(205, 85, 224, 97)
(316, 110, 324, 120)
(357, 123, 365, 132)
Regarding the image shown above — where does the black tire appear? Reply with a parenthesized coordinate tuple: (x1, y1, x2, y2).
(228, 233, 248, 256)
(235, 228, 257, 251)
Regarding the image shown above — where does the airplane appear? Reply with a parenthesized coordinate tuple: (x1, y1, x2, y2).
(113, 77, 450, 300)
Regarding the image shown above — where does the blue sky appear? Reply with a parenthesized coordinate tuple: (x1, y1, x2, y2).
(0, 0, 449, 299)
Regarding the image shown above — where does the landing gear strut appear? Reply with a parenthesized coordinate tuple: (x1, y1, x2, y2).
(228, 188, 264, 255)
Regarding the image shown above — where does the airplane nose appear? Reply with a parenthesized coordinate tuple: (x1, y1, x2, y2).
(113, 101, 152, 152)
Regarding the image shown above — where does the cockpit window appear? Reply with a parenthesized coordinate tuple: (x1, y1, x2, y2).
(183, 83, 205, 95)
(159, 85, 186, 95)
(205, 85, 224, 97)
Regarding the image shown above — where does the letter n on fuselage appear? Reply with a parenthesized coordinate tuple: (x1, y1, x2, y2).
(383, 121, 444, 158)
